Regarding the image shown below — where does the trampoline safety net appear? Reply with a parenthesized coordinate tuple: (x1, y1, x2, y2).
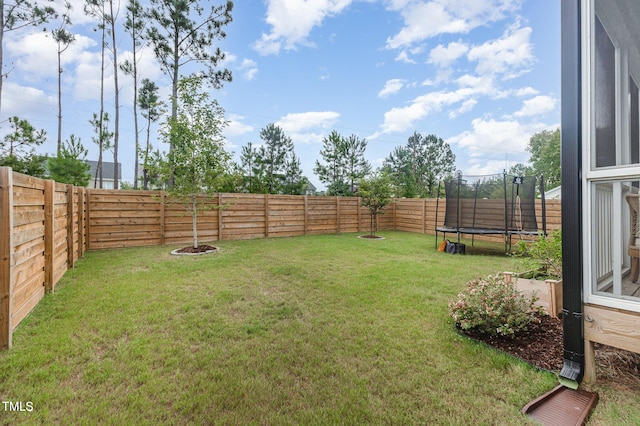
(438, 173, 545, 238)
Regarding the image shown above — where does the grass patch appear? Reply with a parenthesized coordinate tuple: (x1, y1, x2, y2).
(0, 231, 634, 424)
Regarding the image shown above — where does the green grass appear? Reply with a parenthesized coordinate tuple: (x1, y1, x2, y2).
(0, 232, 636, 424)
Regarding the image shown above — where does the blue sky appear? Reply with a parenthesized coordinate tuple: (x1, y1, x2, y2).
(1, 0, 560, 189)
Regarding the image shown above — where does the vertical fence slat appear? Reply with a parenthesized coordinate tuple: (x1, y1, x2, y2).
(218, 193, 223, 241)
(304, 195, 308, 235)
(336, 197, 341, 233)
(0, 168, 14, 349)
(86, 189, 92, 250)
(44, 180, 55, 293)
(160, 191, 166, 245)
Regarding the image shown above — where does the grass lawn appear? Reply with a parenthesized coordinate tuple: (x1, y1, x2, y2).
(0, 231, 637, 424)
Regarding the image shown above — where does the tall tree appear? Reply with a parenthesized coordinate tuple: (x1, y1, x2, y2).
(527, 128, 560, 189)
(147, 0, 233, 152)
(383, 132, 456, 198)
(314, 130, 347, 195)
(343, 134, 370, 193)
(51, 1, 74, 154)
(120, 0, 146, 189)
(0, 0, 56, 114)
(159, 76, 231, 248)
(84, 0, 108, 187)
(106, 0, 119, 188)
(239, 141, 263, 193)
(138, 79, 165, 190)
(47, 135, 91, 186)
(256, 123, 293, 194)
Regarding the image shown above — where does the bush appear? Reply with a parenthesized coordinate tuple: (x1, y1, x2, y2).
(449, 274, 542, 338)
(515, 230, 562, 279)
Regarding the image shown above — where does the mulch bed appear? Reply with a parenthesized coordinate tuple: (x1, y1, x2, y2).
(460, 314, 640, 390)
(173, 245, 218, 254)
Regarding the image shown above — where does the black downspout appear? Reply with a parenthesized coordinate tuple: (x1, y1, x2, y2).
(560, 0, 584, 385)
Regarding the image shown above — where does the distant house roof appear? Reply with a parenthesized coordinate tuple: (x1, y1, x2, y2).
(86, 160, 121, 180)
(545, 185, 561, 200)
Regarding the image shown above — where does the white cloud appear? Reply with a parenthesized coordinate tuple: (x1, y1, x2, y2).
(385, 0, 521, 49)
(276, 111, 340, 133)
(2, 82, 55, 119)
(512, 95, 556, 117)
(448, 117, 547, 157)
(240, 59, 259, 81)
(378, 79, 406, 98)
(428, 41, 468, 68)
(467, 24, 533, 78)
(224, 114, 254, 137)
(514, 87, 539, 97)
(253, 0, 353, 55)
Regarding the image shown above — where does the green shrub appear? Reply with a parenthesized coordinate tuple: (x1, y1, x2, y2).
(449, 274, 542, 338)
(515, 230, 562, 279)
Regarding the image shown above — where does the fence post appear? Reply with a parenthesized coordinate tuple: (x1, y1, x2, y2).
(44, 180, 55, 293)
(67, 185, 74, 268)
(86, 189, 92, 250)
(265, 194, 270, 238)
(304, 195, 308, 235)
(160, 191, 165, 245)
(78, 188, 85, 256)
(218, 193, 223, 241)
(336, 196, 341, 233)
(422, 199, 427, 234)
(0, 167, 14, 349)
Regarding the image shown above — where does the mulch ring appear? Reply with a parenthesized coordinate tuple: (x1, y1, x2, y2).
(171, 245, 218, 256)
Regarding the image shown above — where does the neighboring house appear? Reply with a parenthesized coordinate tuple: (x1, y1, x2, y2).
(545, 186, 561, 200)
(562, 0, 640, 386)
(86, 160, 121, 189)
(303, 182, 317, 196)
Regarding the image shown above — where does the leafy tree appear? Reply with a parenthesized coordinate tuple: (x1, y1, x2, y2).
(527, 128, 560, 189)
(89, 111, 113, 188)
(256, 123, 293, 194)
(47, 135, 91, 186)
(159, 76, 231, 248)
(51, 1, 74, 154)
(147, 0, 233, 148)
(383, 132, 456, 198)
(0, 116, 47, 177)
(138, 79, 165, 189)
(120, 0, 146, 189)
(358, 171, 394, 237)
(0, 0, 56, 114)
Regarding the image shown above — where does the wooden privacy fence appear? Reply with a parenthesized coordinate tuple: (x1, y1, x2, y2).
(0, 166, 561, 349)
(1, 168, 87, 350)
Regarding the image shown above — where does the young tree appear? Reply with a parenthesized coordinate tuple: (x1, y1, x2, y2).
(47, 135, 92, 186)
(282, 152, 306, 195)
(147, 0, 233, 152)
(256, 123, 293, 194)
(0, 0, 56, 114)
(159, 76, 231, 249)
(89, 112, 113, 188)
(138, 79, 165, 189)
(120, 0, 145, 189)
(51, 1, 74, 154)
(0, 116, 47, 177)
(358, 171, 394, 237)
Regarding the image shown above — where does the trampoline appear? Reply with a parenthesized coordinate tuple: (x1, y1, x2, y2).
(435, 172, 547, 253)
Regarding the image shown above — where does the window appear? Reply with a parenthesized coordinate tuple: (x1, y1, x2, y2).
(594, 15, 616, 168)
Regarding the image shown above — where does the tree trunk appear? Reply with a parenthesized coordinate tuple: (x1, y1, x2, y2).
(192, 195, 198, 248)
(110, 0, 119, 190)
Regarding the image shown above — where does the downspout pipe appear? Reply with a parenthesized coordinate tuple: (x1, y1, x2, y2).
(560, 0, 584, 387)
